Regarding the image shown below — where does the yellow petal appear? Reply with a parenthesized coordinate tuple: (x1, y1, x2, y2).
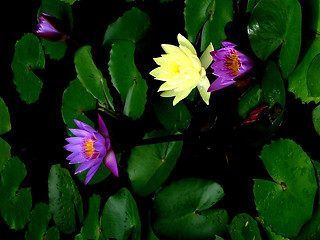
(197, 69, 211, 105)
(172, 89, 192, 106)
(153, 57, 166, 66)
(149, 67, 165, 77)
(160, 90, 176, 97)
(177, 33, 197, 56)
(161, 44, 182, 54)
(200, 42, 214, 69)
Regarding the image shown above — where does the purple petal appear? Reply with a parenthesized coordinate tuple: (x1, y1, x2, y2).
(84, 162, 101, 185)
(69, 128, 92, 138)
(207, 77, 236, 92)
(68, 153, 88, 164)
(222, 41, 237, 48)
(64, 143, 82, 153)
(74, 119, 96, 133)
(103, 149, 118, 177)
(65, 137, 84, 144)
(75, 159, 101, 174)
(98, 114, 109, 139)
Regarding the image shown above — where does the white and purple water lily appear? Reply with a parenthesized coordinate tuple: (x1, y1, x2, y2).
(64, 114, 118, 184)
(208, 41, 254, 92)
(34, 13, 69, 42)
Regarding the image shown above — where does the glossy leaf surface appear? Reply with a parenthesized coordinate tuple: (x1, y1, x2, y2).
(0, 97, 11, 135)
(127, 130, 183, 196)
(228, 213, 262, 240)
(74, 46, 114, 109)
(0, 157, 32, 230)
(248, 0, 301, 79)
(288, 38, 320, 103)
(101, 188, 141, 240)
(152, 178, 228, 240)
(254, 139, 317, 237)
(102, 7, 150, 48)
(108, 40, 147, 119)
(11, 33, 45, 104)
(184, 0, 233, 50)
(48, 164, 83, 234)
(61, 78, 96, 135)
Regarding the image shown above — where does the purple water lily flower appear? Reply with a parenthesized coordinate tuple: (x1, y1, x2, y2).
(64, 114, 118, 184)
(34, 13, 69, 42)
(208, 41, 254, 92)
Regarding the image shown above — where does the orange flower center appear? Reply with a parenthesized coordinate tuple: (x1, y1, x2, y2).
(83, 139, 99, 160)
(225, 50, 241, 76)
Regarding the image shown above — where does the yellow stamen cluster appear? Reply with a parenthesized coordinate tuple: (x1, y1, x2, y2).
(225, 50, 241, 76)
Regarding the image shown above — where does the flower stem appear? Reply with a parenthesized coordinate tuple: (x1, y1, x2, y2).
(97, 102, 121, 120)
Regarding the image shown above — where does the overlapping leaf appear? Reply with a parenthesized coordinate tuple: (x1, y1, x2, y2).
(11, 33, 45, 104)
(102, 7, 151, 48)
(254, 139, 317, 237)
(74, 46, 114, 109)
(127, 130, 183, 196)
(48, 164, 83, 234)
(25, 203, 60, 240)
(0, 157, 32, 230)
(288, 38, 320, 103)
(108, 40, 147, 119)
(228, 213, 262, 240)
(248, 0, 301, 79)
(0, 97, 11, 135)
(152, 178, 228, 240)
(61, 78, 96, 135)
(184, 0, 233, 51)
(101, 188, 141, 240)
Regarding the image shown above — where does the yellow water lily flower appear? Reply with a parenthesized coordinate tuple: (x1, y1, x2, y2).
(150, 33, 214, 106)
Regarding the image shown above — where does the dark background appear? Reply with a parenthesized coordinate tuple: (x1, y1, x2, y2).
(3, 0, 320, 239)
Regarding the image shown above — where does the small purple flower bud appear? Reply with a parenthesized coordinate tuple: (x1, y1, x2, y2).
(34, 13, 69, 42)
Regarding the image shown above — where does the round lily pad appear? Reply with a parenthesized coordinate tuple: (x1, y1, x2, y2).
(254, 139, 317, 237)
(152, 178, 228, 240)
(11, 33, 45, 104)
(127, 130, 183, 196)
(248, 0, 301, 79)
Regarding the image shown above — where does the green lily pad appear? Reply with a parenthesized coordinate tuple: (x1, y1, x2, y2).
(288, 38, 320, 103)
(48, 164, 83, 234)
(102, 7, 150, 48)
(0, 97, 11, 135)
(248, 0, 301, 79)
(11, 33, 45, 104)
(25, 203, 57, 240)
(302, 0, 320, 34)
(61, 78, 96, 136)
(307, 53, 320, 97)
(101, 188, 141, 240)
(37, 0, 73, 60)
(127, 130, 183, 196)
(184, 0, 233, 51)
(293, 160, 320, 240)
(0, 138, 11, 174)
(74, 45, 114, 109)
(312, 105, 320, 136)
(108, 40, 147, 119)
(0, 157, 32, 230)
(80, 194, 102, 240)
(153, 98, 191, 133)
(254, 139, 317, 237)
(152, 178, 228, 240)
(238, 84, 263, 119)
(228, 213, 262, 240)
